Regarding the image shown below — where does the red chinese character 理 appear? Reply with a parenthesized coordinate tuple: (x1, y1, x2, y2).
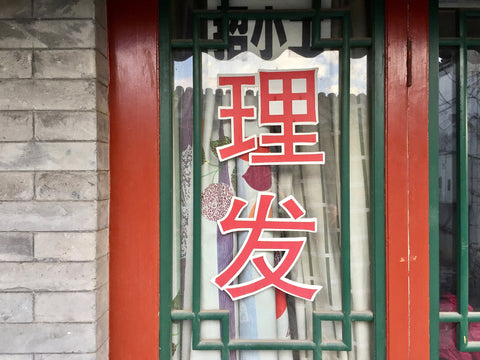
(249, 69, 325, 165)
(216, 75, 258, 161)
(212, 192, 322, 301)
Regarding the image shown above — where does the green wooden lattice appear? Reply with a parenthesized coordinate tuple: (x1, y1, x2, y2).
(159, 1, 386, 358)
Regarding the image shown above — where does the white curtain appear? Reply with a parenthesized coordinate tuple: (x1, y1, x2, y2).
(171, 85, 372, 360)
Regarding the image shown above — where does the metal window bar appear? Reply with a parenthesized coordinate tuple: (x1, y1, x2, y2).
(438, 9, 480, 353)
(160, 0, 386, 358)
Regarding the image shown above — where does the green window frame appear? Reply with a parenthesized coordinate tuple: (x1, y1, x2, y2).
(158, 0, 386, 358)
(430, 2, 480, 357)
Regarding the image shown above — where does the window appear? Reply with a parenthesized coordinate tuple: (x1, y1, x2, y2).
(434, 2, 480, 357)
(159, 1, 385, 358)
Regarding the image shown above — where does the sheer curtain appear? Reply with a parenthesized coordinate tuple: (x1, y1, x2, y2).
(171, 81, 372, 359)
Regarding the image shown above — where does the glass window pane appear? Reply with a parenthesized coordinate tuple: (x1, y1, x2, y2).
(440, 0, 480, 8)
(171, 0, 207, 40)
(438, 48, 458, 300)
(173, 50, 194, 312)
(467, 48, 480, 309)
(170, 2, 374, 358)
(439, 10, 458, 38)
(350, 54, 371, 313)
(466, 17, 480, 38)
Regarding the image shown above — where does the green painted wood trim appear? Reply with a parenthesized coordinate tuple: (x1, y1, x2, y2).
(371, 0, 386, 359)
(159, 0, 173, 358)
(338, 9, 352, 352)
(429, 0, 440, 359)
(440, 311, 480, 322)
(191, 16, 203, 350)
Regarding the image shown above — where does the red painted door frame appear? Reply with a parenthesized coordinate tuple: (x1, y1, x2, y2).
(107, 0, 432, 358)
(385, 0, 430, 358)
(107, 0, 160, 359)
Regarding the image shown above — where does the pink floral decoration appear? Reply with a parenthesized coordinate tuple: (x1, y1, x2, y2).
(201, 183, 234, 222)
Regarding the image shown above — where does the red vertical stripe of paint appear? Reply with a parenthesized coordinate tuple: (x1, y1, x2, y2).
(385, 0, 430, 358)
(385, 0, 410, 356)
(407, 0, 431, 357)
(107, 0, 160, 359)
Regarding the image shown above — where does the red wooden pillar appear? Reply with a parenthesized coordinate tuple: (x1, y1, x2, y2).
(107, 1, 160, 358)
(385, 0, 430, 358)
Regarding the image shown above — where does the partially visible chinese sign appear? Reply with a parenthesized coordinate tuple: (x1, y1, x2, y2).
(212, 192, 322, 301)
(216, 69, 324, 165)
(211, 68, 325, 301)
(208, 2, 321, 60)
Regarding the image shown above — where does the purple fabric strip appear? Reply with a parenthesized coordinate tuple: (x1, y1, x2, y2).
(216, 108, 237, 356)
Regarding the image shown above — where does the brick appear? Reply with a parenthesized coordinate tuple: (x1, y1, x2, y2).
(0, 21, 40, 48)
(96, 143, 108, 171)
(35, 355, 95, 360)
(0, 201, 98, 231)
(0, 20, 94, 48)
(0, 0, 31, 19)
(0, 323, 95, 353)
(96, 340, 108, 360)
(35, 172, 98, 200)
(95, 51, 108, 86)
(0, 80, 96, 111)
(96, 200, 109, 230)
(95, 0, 107, 29)
(0, 233, 33, 261)
(0, 355, 32, 360)
(0, 143, 96, 171)
(0, 50, 32, 79)
(0, 172, 34, 200)
(34, 232, 96, 261)
(35, 111, 96, 141)
(96, 311, 108, 349)
(0, 262, 96, 291)
(0, 293, 33, 323)
(34, 0, 95, 19)
(95, 283, 108, 319)
(35, 292, 95, 322)
(96, 82, 107, 115)
(0, 111, 33, 141)
(96, 255, 108, 288)
(97, 172, 108, 200)
(96, 112, 108, 143)
(95, 228, 108, 259)
(95, 24, 107, 58)
(34, 50, 95, 79)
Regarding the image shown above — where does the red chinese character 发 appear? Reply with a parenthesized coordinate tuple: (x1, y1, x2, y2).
(212, 192, 322, 301)
(249, 69, 325, 165)
(216, 75, 258, 161)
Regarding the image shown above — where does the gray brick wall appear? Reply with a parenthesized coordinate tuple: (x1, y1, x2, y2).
(0, 0, 109, 358)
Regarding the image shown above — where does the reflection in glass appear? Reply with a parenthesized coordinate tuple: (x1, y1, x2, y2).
(438, 48, 458, 300)
(438, 48, 480, 309)
(439, 10, 458, 38)
(467, 48, 480, 309)
(467, 17, 480, 38)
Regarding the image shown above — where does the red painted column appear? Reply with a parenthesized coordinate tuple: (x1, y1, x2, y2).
(385, 0, 430, 358)
(107, 1, 160, 359)
(385, 0, 409, 355)
(407, 0, 431, 356)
